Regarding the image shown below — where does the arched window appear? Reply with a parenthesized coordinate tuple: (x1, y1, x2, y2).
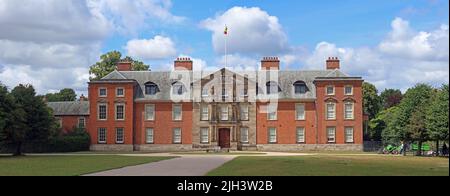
(172, 82, 186, 95)
(266, 81, 281, 94)
(294, 81, 308, 94)
(145, 82, 159, 95)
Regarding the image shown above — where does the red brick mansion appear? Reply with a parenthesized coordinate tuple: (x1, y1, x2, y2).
(48, 57, 364, 152)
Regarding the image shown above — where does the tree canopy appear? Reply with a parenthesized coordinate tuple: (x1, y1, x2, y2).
(45, 88, 77, 102)
(362, 82, 382, 120)
(89, 51, 150, 80)
(426, 84, 449, 141)
(380, 89, 403, 109)
(0, 84, 56, 155)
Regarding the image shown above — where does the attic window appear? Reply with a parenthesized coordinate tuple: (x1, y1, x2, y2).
(294, 81, 308, 94)
(145, 82, 159, 95)
(172, 82, 186, 95)
(266, 81, 281, 94)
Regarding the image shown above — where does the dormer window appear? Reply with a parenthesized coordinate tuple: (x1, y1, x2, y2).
(266, 81, 280, 94)
(145, 82, 159, 95)
(172, 82, 186, 95)
(294, 81, 308, 94)
(202, 88, 209, 97)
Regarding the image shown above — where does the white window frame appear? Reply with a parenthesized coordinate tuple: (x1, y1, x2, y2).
(173, 128, 182, 144)
(344, 101, 354, 120)
(220, 105, 229, 121)
(326, 85, 335, 96)
(201, 105, 209, 121)
(241, 127, 249, 143)
(327, 127, 336, 143)
(267, 107, 277, 121)
(202, 88, 209, 97)
(172, 104, 182, 121)
(297, 127, 305, 143)
(98, 128, 107, 144)
(98, 103, 107, 120)
(295, 103, 306, 120)
(345, 127, 354, 143)
(116, 128, 124, 144)
(116, 87, 125, 97)
(200, 127, 209, 144)
(345, 85, 353, 95)
(268, 127, 277, 143)
(78, 117, 85, 129)
(145, 104, 155, 121)
(99, 87, 107, 97)
(240, 104, 249, 121)
(146, 128, 154, 144)
(326, 102, 336, 120)
(115, 103, 125, 121)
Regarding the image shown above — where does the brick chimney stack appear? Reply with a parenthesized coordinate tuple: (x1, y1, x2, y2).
(261, 57, 280, 70)
(79, 94, 88, 102)
(174, 57, 193, 71)
(117, 60, 133, 71)
(326, 57, 340, 70)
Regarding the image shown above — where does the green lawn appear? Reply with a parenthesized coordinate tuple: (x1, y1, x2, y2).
(207, 155, 449, 176)
(0, 155, 174, 176)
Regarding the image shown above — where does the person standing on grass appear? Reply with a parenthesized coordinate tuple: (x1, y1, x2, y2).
(443, 143, 448, 156)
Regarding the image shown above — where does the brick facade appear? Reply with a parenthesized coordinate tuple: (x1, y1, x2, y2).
(52, 57, 363, 152)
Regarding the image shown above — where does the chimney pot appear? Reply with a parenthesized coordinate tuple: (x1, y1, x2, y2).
(261, 56, 280, 70)
(174, 57, 193, 70)
(117, 60, 132, 71)
(326, 57, 340, 70)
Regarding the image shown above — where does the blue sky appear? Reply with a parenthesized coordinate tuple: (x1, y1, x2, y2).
(103, 0, 449, 63)
(0, 0, 448, 95)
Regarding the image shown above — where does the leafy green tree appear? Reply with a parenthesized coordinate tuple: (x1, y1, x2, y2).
(363, 82, 382, 120)
(391, 84, 434, 150)
(45, 88, 77, 102)
(2, 84, 56, 156)
(89, 51, 150, 80)
(380, 89, 403, 109)
(407, 106, 429, 156)
(362, 82, 382, 141)
(426, 84, 449, 154)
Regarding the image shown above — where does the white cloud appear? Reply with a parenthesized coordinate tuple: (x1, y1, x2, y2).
(301, 18, 449, 91)
(0, 0, 107, 95)
(126, 36, 177, 60)
(91, 0, 185, 35)
(379, 17, 449, 61)
(215, 54, 259, 71)
(201, 6, 289, 55)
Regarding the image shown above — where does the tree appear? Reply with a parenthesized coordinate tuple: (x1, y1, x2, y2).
(380, 89, 403, 109)
(390, 84, 433, 152)
(426, 84, 449, 155)
(408, 106, 428, 156)
(1, 84, 56, 156)
(45, 88, 77, 102)
(89, 51, 150, 80)
(363, 82, 382, 120)
(380, 106, 402, 144)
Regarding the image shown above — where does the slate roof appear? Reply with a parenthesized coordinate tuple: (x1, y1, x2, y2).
(47, 101, 89, 116)
(99, 68, 361, 101)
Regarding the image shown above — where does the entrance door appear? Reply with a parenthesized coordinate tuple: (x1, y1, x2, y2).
(218, 128, 231, 148)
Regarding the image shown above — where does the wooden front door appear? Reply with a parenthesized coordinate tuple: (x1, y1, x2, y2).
(218, 128, 231, 148)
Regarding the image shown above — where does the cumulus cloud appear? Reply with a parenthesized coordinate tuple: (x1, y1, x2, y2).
(0, 0, 184, 95)
(379, 17, 449, 61)
(215, 54, 259, 71)
(91, 0, 185, 35)
(301, 17, 449, 91)
(201, 6, 289, 55)
(126, 36, 177, 60)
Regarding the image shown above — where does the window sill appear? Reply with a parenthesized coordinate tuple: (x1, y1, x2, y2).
(115, 119, 126, 121)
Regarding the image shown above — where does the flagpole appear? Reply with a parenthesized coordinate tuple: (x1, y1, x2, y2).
(225, 26, 228, 68)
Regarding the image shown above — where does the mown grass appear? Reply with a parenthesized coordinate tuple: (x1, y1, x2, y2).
(207, 155, 449, 176)
(0, 155, 174, 176)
